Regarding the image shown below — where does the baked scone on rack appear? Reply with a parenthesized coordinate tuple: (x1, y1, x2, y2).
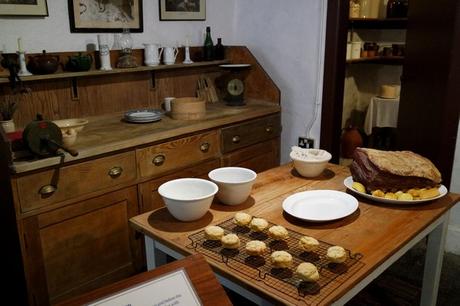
(295, 262, 320, 282)
(326, 246, 347, 263)
(249, 217, 269, 232)
(268, 225, 289, 240)
(270, 250, 293, 268)
(245, 240, 267, 256)
(233, 212, 252, 227)
(204, 225, 224, 241)
(298, 236, 319, 252)
(221, 234, 240, 249)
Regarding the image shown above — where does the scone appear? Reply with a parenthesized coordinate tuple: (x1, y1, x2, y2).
(270, 250, 292, 268)
(249, 217, 269, 232)
(295, 262, 320, 282)
(326, 246, 347, 263)
(221, 234, 240, 249)
(245, 240, 267, 256)
(298, 236, 319, 252)
(233, 212, 252, 226)
(204, 225, 224, 241)
(268, 225, 289, 240)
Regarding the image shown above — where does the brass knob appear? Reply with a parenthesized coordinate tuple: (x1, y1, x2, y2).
(108, 166, 123, 178)
(200, 142, 210, 153)
(39, 185, 57, 196)
(232, 135, 241, 144)
(265, 126, 273, 133)
(153, 154, 166, 166)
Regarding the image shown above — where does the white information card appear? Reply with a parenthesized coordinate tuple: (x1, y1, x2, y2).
(87, 268, 202, 306)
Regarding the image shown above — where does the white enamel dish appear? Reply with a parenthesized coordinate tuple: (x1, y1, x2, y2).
(124, 109, 163, 123)
(219, 64, 251, 68)
(343, 176, 448, 205)
(282, 190, 358, 222)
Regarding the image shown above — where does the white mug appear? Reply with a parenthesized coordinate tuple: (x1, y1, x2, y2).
(143, 43, 163, 66)
(163, 46, 178, 65)
(163, 97, 175, 112)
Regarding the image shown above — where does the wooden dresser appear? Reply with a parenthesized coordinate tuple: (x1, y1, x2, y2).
(0, 47, 281, 305)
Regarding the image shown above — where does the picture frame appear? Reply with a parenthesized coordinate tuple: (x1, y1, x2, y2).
(0, 0, 48, 16)
(68, 0, 143, 33)
(159, 0, 205, 21)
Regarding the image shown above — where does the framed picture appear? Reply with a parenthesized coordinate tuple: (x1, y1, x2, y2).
(0, 0, 48, 16)
(68, 0, 143, 33)
(159, 0, 205, 21)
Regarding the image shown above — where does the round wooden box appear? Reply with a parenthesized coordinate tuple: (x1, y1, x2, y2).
(170, 97, 206, 120)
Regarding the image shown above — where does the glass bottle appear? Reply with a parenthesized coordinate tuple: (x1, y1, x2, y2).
(203, 26, 214, 61)
(214, 38, 225, 60)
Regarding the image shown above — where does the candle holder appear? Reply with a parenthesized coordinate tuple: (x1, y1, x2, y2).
(183, 46, 193, 64)
(17, 51, 32, 76)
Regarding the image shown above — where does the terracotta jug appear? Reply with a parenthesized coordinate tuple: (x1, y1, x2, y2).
(341, 126, 363, 158)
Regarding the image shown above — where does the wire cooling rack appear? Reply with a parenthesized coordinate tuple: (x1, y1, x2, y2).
(187, 217, 364, 305)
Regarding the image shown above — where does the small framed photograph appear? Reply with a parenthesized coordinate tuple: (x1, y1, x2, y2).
(159, 0, 205, 21)
(0, 0, 48, 16)
(68, 0, 143, 33)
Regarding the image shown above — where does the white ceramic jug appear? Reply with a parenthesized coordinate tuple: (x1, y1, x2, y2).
(143, 43, 163, 66)
(163, 46, 179, 65)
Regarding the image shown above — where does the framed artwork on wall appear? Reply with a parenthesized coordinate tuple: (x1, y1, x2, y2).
(0, 0, 48, 16)
(159, 0, 206, 21)
(68, 0, 143, 33)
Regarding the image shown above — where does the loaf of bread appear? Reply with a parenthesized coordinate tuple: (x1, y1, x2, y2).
(350, 148, 441, 192)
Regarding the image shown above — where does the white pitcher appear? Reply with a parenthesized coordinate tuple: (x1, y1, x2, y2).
(163, 46, 179, 65)
(143, 43, 163, 66)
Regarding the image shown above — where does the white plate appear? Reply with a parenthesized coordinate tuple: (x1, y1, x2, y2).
(282, 190, 358, 222)
(343, 176, 448, 204)
(219, 64, 251, 68)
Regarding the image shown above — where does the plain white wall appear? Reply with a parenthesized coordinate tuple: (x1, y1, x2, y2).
(234, 0, 327, 162)
(0, 0, 237, 53)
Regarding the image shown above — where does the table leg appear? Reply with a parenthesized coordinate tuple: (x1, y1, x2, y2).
(420, 214, 449, 306)
(144, 236, 167, 270)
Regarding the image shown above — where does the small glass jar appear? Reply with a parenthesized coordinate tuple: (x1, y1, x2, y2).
(349, 0, 360, 18)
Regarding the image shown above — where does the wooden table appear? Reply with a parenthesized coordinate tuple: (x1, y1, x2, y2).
(130, 163, 460, 306)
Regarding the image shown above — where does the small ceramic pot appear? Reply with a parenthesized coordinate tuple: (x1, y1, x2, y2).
(65, 53, 92, 72)
(27, 50, 60, 75)
(1, 119, 16, 133)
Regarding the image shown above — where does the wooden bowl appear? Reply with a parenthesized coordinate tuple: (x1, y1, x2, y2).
(170, 97, 206, 120)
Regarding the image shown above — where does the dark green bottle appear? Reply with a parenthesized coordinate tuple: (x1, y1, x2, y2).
(215, 38, 225, 60)
(203, 26, 214, 61)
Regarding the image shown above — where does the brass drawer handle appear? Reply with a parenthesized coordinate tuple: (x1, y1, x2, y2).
(265, 126, 273, 133)
(153, 154, 166, 166)
(200, 142, 210, 153)
(39, 185, 57, 196)
(108, 166, 123, 178)
(232, 135, 241, 144)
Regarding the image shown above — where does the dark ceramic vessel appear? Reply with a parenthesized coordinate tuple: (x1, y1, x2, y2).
(27, 50, 59, 75)
(65, 53, 92, 72)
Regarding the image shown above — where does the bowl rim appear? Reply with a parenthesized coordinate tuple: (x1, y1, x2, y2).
(53, 118, 89, 128)
(290, 149, 332, 163)
(158, 178, 218, 201)
(208, 167, 257, 184)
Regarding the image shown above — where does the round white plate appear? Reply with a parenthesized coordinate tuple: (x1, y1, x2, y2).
(282, 190, 358, 222)
(219, 64, 251, 68)
(343, 176, 448, 205)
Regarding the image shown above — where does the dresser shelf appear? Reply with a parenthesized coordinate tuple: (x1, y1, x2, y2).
(349, 18, 407, 29)
(346, 56, 404, 65)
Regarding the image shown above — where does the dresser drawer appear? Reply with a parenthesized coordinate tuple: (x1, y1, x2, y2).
(136, 130, 220, 178)
(16, 152, 137, 213)
(221, 114, 281, 153)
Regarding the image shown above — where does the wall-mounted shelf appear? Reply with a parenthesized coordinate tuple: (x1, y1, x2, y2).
(349, 18, 407, 29)
(346, 56, 404, 65)
(0, 60, 229, 84)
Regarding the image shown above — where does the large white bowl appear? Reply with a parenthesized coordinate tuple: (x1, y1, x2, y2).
(53, 118, 88, 147)
(208, 167, 257, 205)
(158, 178, 218, 221)
(290, 148, 332, 178)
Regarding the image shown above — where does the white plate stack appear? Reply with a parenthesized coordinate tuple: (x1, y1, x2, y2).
(124, 109, 164, 123)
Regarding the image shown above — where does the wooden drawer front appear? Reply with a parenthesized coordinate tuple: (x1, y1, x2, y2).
(221, 114, 281, 153)
(137, 130, 220, 178)
(17, 151, 137, 212)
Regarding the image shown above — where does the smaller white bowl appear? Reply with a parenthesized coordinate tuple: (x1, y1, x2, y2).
(290, 147, 332, 178)
(158, 178, 218, 221)
(53, 118, 88, 132)
(208, 167, 257, 205)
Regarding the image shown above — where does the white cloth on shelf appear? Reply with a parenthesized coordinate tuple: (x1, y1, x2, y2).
(364, 96, 400, 135)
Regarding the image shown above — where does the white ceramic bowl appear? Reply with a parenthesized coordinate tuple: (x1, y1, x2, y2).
(53, 118, 88, 147)
(290, 148, 332, 178)
(208, 167, 257, 205)
(158, 178, 218, 221)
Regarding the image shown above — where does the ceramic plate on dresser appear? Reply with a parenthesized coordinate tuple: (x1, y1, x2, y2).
(282, 190, 358, 222)
(124, 109, 163, 123)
